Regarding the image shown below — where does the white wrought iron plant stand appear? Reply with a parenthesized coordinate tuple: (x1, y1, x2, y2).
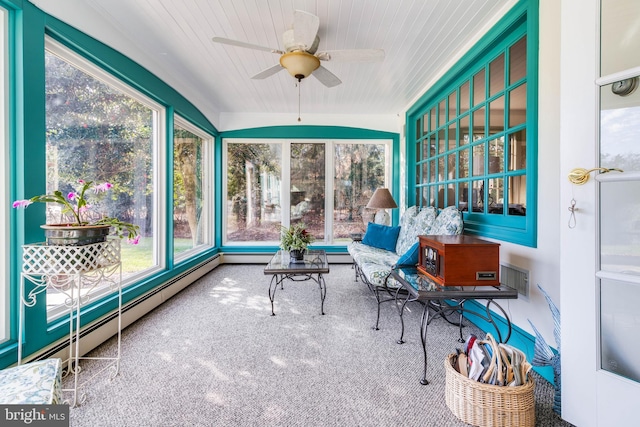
(19, 239, 122, 407)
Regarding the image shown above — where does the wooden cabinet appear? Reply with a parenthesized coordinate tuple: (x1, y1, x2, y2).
(417, 235, 500, 286)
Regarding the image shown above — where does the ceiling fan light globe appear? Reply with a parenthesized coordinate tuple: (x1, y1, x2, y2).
(279, 51, 320, 80)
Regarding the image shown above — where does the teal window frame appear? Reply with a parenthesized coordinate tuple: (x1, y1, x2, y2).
(406, 0, 538, 247)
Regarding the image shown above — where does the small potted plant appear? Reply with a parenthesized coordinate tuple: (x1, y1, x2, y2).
(13, 179, 140, 246)
(280, 223, 314, 262)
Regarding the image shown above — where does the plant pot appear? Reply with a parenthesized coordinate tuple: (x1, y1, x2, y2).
(289, 249, 306, 263)
(41, 224, 111, 246)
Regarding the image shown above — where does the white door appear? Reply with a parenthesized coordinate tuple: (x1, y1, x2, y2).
(594, 0, 640, 423)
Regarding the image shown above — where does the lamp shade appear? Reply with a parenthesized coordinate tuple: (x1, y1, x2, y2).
(366, 188, 398, 209)
(279, 51, 320, 80)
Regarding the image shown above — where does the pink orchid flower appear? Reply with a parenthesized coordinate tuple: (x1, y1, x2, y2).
(12, 200, 32, 208)
(93, 182, 113, 193)
(127, 235, 141, 245)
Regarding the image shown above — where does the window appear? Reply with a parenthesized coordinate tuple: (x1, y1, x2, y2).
(45, 38, 164, 319)
(0, 7, 7, 343)
(223, 138, 391, 246)
(408, 4, 535, 246)
(173, 116, 213, 260)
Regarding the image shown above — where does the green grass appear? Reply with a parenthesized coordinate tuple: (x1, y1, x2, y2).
(120, 237, 195, 273)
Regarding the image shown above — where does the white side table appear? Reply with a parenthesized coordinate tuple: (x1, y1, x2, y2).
(19, 239, 122, 406)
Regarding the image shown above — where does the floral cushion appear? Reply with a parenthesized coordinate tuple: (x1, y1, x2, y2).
(348, 241, 399, 267)
(0, 358, 63, 404)
(395, 206, 437, 255)
(429, 206, 464, 235)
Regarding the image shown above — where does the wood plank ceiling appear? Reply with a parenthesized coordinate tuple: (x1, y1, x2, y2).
(31, 0, 515, 128)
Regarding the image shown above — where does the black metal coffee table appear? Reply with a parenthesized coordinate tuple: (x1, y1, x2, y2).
(389, 266, 518, 384)
(263, 250, 329, 316)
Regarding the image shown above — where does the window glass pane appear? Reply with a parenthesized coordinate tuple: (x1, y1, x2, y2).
(45, 46, 158, 316)
(509, 36, 527, 84)
(292, 143, 325, 239)
(600, 84, 640, 170)
(488, 137, 504, 174)
(448, 124, 456, 150)
(429, 159, 436, 182)
(421, 186, 430, 208)
(434, 184, 443, 208)
(447, 153, 456, 180)
(508, 129, 527, 171)
(458, 182, 469, 212)
(437, 156, 445, 182)
(438, 100, 445, 127)
(226, 143, 281, 242)
(600, 180, 640, 274)
(437, 128, 446, 154)
(458, 148, 469, 178)
(600, 278, 640, 382)
(472, 107, 485, 139)
(429, 107, 438, 132)
(509, 83, 527, 128)
(421, 162, 428, 184)
(473, 69, 486, 105)
(489, 53, 505, 96)
(421, 115, 428, 136)
(472, 179, 484, 212)
(173, 120, 210, 258)
(460, 81, 470, 114)
(459, 115, 470, 146)
(489, 95, 505, 135)
(601, 0, 640, 76)
(508, 175, 527, 215)
(488, 177, 504, 214)
(416, 120, 422, 139)
(472, 144, 485, 176)
(423, 136, 433, 158)
(448, 91, 457, 121)
(333, 143, 385, 241)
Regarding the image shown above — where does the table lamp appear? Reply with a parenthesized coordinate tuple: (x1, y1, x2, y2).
(366, 188, 397, 226)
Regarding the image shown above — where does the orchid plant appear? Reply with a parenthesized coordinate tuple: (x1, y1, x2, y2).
(13, 179, 140, 244)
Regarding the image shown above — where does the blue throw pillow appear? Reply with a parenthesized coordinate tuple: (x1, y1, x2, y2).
(362, 222, 401, 252)
(397, 241, 419, 266)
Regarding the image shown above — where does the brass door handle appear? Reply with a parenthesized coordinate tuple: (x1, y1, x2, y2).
(567, 167, 623, 185)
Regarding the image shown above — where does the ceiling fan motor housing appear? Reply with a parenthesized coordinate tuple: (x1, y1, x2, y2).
(282, 29, 320, 54)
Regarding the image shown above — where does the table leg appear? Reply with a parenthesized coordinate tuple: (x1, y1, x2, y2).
(318, 273, 326, 315)
(268, 274, 280, 316)
(420, 302, 430, 385)
(396, 287, 410, 345)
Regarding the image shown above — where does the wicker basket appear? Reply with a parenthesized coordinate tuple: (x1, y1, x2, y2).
(444, 354, 535, 427)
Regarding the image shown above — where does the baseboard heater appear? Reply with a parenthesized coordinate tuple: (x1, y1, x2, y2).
(25, 254, 221, 364)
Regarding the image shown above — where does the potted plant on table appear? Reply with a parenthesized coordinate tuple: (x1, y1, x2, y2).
(13, 179, 140, 246)
(279, 223, 314, 262)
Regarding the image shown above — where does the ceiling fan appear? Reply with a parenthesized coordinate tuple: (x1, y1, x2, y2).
(212, 10, 384, 88)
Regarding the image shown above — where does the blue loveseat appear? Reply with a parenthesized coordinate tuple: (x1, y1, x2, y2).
(347, 205, 464, 327)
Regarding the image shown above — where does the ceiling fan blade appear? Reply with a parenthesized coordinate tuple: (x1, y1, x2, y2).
(316, 49, 385, 62)
(292, 10, 320, 50)
(251, 64, 283, 80)
(212, 37, 283, 54)
(312, 65, 342, 88)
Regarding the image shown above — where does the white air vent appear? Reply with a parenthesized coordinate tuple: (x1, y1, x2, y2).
(500, 263, 529, 296)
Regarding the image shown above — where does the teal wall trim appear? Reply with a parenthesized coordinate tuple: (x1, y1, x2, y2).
(461, 299, 555, 384)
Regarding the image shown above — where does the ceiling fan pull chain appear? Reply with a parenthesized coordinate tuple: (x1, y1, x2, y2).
(297, 79, 302, 122)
